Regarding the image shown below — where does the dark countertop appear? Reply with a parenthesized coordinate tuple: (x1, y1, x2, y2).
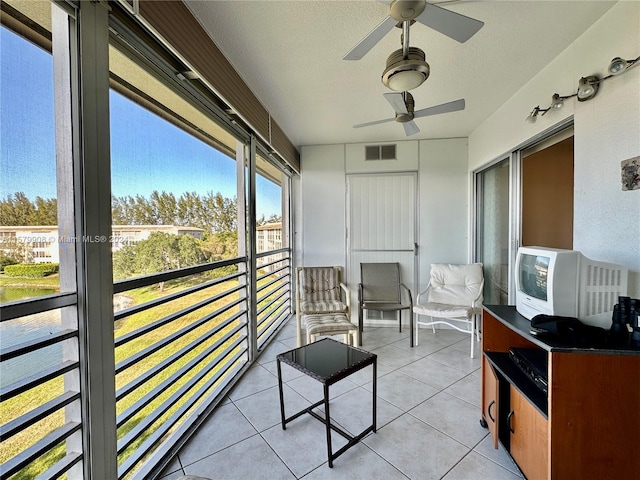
(484, 304, 640, 356)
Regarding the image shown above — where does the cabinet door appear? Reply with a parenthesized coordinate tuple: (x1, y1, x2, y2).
(509, 386, 549, 480)
(482, 357, 499, 448)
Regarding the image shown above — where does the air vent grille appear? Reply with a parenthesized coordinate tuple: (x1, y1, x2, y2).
(365, 144, 396, 161)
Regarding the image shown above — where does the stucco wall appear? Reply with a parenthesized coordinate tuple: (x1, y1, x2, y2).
(468, 2, 640, 295)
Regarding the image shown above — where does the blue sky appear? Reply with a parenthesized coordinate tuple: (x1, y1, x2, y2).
(1, 26, 280, 218)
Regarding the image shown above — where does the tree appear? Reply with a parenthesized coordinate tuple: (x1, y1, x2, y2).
(112, 232, 207, 290)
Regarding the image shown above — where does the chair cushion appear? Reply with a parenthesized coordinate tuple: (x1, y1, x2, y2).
(300, 300, 347, 315)
(414, 302, 480, 319)
(304, 313, 357, 335)
(428, 263, 483, 306)
(298, 267, 341, 302)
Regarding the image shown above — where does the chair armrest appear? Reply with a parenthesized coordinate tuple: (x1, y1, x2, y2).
(471, 278, 485, 308)
(340, 282, 351, 314)
(416, 282, 432, 305)
(358, 283, 363, 305)
(399, 282, 413, 306)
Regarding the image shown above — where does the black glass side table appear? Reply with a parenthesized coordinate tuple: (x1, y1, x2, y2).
(276, 338, 377, 468)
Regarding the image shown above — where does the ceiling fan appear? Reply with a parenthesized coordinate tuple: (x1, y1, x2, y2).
(344, 1, 484, 92)
(353, 92, 465, 136)
(344, 0, 484, 61)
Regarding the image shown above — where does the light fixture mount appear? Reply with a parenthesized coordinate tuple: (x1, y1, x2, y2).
(389, 0, 427, 22)
(382, 47, 430, 91)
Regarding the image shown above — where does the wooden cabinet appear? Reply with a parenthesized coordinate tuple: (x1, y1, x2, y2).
(509, 386, 548, 480)
(482, 357, 499, 449)
(481, 305, 640, 480)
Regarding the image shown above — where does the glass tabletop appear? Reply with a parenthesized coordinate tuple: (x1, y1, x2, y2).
(277, 338, 376, 383)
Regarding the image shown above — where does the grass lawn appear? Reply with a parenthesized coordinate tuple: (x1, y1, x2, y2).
(0, 273, 60, 289)
(2, 271, 257, 479)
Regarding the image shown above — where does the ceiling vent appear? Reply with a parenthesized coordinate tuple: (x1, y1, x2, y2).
(365, 144, 396, 161)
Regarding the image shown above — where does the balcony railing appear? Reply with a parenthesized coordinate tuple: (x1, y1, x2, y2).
(0, 249, 292, 479)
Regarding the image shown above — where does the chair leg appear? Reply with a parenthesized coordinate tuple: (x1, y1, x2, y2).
(398, 310, 402, 333)
(469, 317, 475, 359)
(358, 306, 364, 346)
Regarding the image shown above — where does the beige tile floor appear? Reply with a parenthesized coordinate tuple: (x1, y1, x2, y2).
(160, 318, 523, 480)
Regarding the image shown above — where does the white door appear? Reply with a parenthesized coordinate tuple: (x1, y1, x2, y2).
(347, 172, 418, 323)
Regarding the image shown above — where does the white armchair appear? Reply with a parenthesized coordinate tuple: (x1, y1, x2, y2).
(413, 263, 484, 358)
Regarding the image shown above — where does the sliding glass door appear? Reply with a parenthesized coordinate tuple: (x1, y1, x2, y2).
(476, 159, 510, 305)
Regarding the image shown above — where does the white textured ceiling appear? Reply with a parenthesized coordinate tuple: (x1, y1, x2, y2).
(184, 0, 616, 147)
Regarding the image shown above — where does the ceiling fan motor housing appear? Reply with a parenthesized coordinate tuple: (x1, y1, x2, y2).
(389, 0, 427, 22)
(382, 47, 430, 91)
(395, 92, 415, 123)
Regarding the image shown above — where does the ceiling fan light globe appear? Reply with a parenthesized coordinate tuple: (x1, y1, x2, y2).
(386, 70, 427, 91)
(382, 47, 430, 91)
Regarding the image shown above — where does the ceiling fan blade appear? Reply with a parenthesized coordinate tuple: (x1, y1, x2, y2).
(353, 117, 395, 129)
(413, 99, 465, 118)
(416, 4, 484, 43)
(343, 16, 397, 60)
(403, 121, 420, 137)
(384, 92, 408, 114)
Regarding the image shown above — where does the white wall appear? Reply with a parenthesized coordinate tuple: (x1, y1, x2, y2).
(418, 138, 469, 290)
(468, 2, 640, 296)
(298, 138, 469, 292)
(297, 144, 347, 268)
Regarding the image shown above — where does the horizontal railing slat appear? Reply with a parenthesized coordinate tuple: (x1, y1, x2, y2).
(0, 390, 80, 442)
(257, 289, 289, 317)
(0, 360, 78, 402)
(117, 343, 247, 478)
(114, 270, 245, 321)
(0, 293, 77, 323)
(116, 322, 246, 429)
(0, 421, 81, 480)
(116, 310, 246, 402)
(115, 282, 245, 347)
(0, 329, 77, 362)
(37, 451, 83, 480)
(257, 281, 288, 305)
(115, 297, 245, 374)
(113, 257, 246, 294)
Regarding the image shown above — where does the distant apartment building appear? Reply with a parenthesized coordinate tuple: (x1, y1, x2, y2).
(256, 222, 282, 253)
(256, 222, 284, 272)
(0, 225, 205, 263)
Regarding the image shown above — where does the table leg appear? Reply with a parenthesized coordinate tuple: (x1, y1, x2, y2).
(277, 359, 286, 430)
(372, 360, 377, 432)
(323, 384, 333, 467)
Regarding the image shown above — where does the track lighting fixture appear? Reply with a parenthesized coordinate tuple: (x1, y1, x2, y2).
(608, 56, 639, 75)
(526, 53, 639, 123)
(576, 76, 600, 102)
